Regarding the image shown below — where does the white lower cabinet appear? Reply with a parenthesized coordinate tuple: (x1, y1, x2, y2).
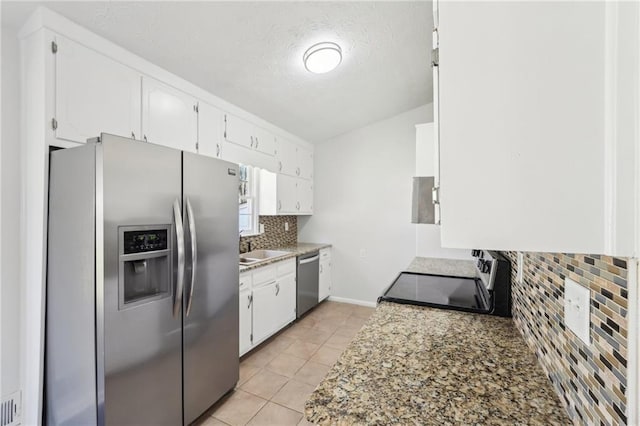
(252, 281, 278, 344)
(239, 259, 297, 357)
(318, 248, 332, 302)
(239, 287, 253, 355)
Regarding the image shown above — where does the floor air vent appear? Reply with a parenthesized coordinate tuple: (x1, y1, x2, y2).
(0, 391, 21, 426)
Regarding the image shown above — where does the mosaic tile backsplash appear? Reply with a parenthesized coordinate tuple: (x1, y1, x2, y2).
(503, 252, 628, 425)
(239, 216, 297, 253)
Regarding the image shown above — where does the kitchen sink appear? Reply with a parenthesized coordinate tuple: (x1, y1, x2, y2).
(239, 250, 290, 266)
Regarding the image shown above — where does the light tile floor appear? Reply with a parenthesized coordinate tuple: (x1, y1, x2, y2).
(195, 301, 376, 426)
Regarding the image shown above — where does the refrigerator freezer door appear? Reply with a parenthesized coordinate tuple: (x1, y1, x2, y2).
(101, 135, 183, 426)
(182, 152, 240, 425)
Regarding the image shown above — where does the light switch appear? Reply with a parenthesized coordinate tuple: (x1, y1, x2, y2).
(564, 278, 591, 345)
(259, 223, 265, 234)
(284, 222, 289, 231)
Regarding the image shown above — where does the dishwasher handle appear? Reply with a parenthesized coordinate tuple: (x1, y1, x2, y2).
(299, 255, 319, 265)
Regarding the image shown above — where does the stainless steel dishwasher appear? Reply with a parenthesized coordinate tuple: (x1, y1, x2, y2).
(297, 251, 320, 318)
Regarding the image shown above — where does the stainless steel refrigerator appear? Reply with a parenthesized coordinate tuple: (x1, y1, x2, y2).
(46, 133, 239, 425)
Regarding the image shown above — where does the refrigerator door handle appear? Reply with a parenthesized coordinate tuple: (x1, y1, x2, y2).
(173, 199, 186, 317)
(185, 197, 198, 316)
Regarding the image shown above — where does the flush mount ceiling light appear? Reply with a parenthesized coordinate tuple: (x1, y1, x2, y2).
(303, 42, 342, 74)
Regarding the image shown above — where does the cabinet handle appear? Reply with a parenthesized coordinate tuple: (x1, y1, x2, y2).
(278, 200, 282, 211)
(296, 167, 300, 176)
(255, 137, 259, 149)
(296, 201, 300, 210)
(144, 135, 148, 142)
(320, 264, 323, 273)
(278, 161, 282, 172)
(216, 143, 220, 157)
(131, 131, 136, 139)
(275, 283, 280, 296)
(250, 136, 254, 148)
(247, 294, 253, 308)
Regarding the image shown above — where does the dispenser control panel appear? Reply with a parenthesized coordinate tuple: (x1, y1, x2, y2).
(123, 229, 168, 254)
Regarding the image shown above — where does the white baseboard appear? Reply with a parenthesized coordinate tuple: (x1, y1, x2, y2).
(327, 296, 377, 308)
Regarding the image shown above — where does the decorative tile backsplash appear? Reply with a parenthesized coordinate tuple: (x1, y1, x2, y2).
(239, 216, 297, 253)
(503, 252, 628, 425)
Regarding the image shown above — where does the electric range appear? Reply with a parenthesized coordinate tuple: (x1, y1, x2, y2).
(378, 250, 512, 317)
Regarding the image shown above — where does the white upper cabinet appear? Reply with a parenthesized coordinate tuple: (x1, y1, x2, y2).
(197, 101, 223, 158)
(297, 146, 314, 180)
(254, 126, 277, 157)
(142, 77, 198, 152)
(277, 138, 313, 180)
(224, 114, 277, 157)
(259, 170, 312, 215)
(277, 138, 298, 176)
(297, 179, 313, 214)
(54, 36, 141, 144)
(223, 113, 253, 149)
(436, 1, 639, 255)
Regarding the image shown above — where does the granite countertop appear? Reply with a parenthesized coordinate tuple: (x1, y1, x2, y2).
(305, 301, 570, 425)
(239, 242, 331, 272)
(406, 256, 477, 277)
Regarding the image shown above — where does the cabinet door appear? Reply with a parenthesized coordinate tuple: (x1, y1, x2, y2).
(438, 2, 618, 253)
(277, 174, 298, 214)
(142, 77, 198, 152)
(276, 138, 298, 176)
(55, 35, 141, 144)
(297, 179, 313, 214)
(252, 282, 277, 343)
(223, 113, 253, 149)
(254, 126, 277, 157)
(297, 146, 314, 180)
(198, 101, 224, 158)
(274, 274, 296, 330)
(319, 259, 331, 302)
(239, 288, 253, 356)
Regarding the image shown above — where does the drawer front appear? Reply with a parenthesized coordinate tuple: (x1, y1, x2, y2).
(252, 264, 277, 287)
(277, 259, 296, 277)
(239, 272, 252, 290)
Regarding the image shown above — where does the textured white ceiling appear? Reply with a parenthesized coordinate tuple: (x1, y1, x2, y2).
(2, 1, 432, 142)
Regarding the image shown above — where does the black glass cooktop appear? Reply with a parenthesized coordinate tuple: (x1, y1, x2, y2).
(379, 272, 491, 314)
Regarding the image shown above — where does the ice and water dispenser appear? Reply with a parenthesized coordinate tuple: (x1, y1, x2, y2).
(118, 225, 172, 309)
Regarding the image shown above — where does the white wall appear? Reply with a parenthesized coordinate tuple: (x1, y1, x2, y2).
(1, 26, 23, 399)
(299, 104, 440, 305)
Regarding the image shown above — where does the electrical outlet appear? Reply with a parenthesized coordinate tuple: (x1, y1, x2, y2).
(517, 252, 524, 283)
(259, 223, 265, 234)
(564, 278, 591, 345)
(284, 222, 289, 231)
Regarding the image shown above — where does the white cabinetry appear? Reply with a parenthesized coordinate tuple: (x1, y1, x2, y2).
(142, 77, 198, 152)
(239, 259, 297, 356)
(297, 146, 314, 180)
(277, 138, 298, 176)
(318, 248, 332, 302)
(224, 113, 278, 157)
(54, 35, 141, 144)
(435, 1, 639, 255)
(239, 286, 252, 355)
(197, 101, 224, 158)
(252, 281, 278, 344)
(259, 171, 313, 215)
(223, 113, 253, 150)
(277, 139, 314, 180)
(254, 126, 277, 157)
